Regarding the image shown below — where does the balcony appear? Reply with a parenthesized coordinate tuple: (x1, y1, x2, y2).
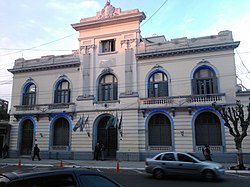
(13, 103, 76, 114)
(139, 94, 226, 109)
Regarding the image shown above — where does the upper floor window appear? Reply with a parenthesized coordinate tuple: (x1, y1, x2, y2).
(192, 67, 218, 95)
(54, 80, 70, 103)
(100, 39, 115, 53)
(148, 71, 168, 98)
(22, 83, 36, 105)
(98, 74, 118, 101)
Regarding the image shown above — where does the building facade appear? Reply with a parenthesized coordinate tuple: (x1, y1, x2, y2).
(8, 2, 250, 162)
(0, 99, 11, 156)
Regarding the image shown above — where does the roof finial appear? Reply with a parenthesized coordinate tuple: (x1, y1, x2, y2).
(106, 0, 111, 5)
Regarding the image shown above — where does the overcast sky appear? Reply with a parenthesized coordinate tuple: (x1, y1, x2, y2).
(1, 0, 250, 106)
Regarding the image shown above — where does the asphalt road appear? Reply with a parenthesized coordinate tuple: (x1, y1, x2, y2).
(0, 165, 249, 187)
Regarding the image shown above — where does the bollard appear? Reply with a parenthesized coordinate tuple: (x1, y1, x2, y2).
(60, 160, 63, 167)
(18, 159, 21, 169)
(116, 161, 120, 173)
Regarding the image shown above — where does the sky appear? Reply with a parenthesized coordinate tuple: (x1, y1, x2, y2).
(1, 0, 250, 107)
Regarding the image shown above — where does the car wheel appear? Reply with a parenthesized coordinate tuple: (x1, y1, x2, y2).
(203, 170, 216, 182)
(153, 169, 164, 179)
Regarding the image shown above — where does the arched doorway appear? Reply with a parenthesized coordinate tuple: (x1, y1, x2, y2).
(97, 115, 117, 160)
(195, 112, 222, 146)
(52, 117, 69, 147)
(148, 113, 172, 148)
(20, 119, 34, 155)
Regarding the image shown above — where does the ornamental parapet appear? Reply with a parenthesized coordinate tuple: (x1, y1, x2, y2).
(8, 54, 80, 73)
(137, 31, 240, 59)
(139, 94, 226, 109)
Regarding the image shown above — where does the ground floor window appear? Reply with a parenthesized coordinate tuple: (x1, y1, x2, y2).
(148, 113, 172, 146)
(195, 112, 222, 146)
(20, 119, 34, 155)
(53, 117, 69, 146)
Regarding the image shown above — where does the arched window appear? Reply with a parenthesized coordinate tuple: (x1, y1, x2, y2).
(54, 80, 70, 103)
(195, 112, 222, 146)
(148, 114, 172, 146)
(53, 118, 69, 146)
(148, 71, 168, 98)
(22, 83, 36, 105)
(192, 67, 218, 95)
(98, 74, 118, 101)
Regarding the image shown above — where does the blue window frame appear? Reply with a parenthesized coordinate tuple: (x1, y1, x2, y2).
(54, 80, 70, 103)
(148, 71, 168, 98)
(98, 74, 118, 101)
(22, 83, 36, 105)
(192, 67, 218, 95)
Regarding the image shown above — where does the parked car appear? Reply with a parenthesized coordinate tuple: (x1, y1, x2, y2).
(0, 168, 122, 187)
(145, 152, 225, 181)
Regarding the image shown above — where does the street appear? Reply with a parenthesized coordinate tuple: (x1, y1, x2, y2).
(0, 165, 249, 187)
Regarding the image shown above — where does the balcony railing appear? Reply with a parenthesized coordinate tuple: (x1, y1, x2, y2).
(196, 145, 223, 153)
(140, 94, 226, 108)
(14, 103, 76, 114)
(148, 146, 173, 151)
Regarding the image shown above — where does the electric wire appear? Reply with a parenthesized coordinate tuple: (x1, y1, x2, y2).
(140, 0, 169, 28)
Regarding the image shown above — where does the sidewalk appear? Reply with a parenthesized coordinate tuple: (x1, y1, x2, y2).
(0, 158, 249, 174)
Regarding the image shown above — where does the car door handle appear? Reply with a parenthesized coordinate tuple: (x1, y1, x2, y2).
(179, 164, 183, 166)
(162, 163, 166, 165)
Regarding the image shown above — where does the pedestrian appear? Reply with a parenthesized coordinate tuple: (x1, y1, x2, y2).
(101, 143, 105, 161)
(94, 142, 101, 160)
(32, 144, 41, 161)
(202, 144, 212, 161)
(2, 144, 9, 159)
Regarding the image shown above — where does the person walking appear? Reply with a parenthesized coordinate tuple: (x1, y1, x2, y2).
(101, 143, 105, 161)
(202, 144, 212, 161)
(2, 144, 9, 159)
(32, 144, 41, 161)
(94, 142, 101, 160)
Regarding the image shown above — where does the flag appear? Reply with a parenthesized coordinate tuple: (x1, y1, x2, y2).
(118, 113, 123, 130)
(80, 115, 85, 132)
(84, 116, 90, 137)
(106, 115, 114, 129)
(73, 116, 83, 132)
(118, 113, 123, 136)
(106, 114, 118, 129)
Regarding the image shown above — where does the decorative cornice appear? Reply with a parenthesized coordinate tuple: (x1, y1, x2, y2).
(8, 61, 80, 74)
(136, 41, 240, 60)
(72, 12, 146, 31)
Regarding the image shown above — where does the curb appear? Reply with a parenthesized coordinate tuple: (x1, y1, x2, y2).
(1, 163, 250, 174)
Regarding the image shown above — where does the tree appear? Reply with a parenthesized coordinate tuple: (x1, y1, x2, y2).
(212, 99, 250, 169)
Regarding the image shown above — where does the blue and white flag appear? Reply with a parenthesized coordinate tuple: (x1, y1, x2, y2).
(106, 113, 118, 129)
(73, 115, 84, 132)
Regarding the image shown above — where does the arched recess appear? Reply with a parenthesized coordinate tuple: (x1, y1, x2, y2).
(146, 111, 174, 151)
(19, 117, 35, 155)
(192, 109, 224, 152)
(145, 66, 171, 98)
(191, 62, 219, 95)
(49, 114, 72, 151)
(93, 114, 118, 160)
(53, 75, 72, 103)
(97, 70, 118, 102)
(21, 80, 37, 105)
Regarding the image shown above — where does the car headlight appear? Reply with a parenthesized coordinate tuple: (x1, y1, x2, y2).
(215, 166, 224, 170)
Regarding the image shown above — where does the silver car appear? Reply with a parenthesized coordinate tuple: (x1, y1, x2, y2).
(145, 152, 225, 181)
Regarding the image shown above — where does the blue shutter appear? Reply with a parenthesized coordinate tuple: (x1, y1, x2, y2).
(158, 81, 168, 97)
(148, 82, 154, 98)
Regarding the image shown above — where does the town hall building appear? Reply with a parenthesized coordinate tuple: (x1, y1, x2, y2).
(8, 2, 250, 162)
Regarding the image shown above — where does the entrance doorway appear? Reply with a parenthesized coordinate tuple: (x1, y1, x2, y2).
(20, 119, 34, 155)
(97, 115, 117, 160)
